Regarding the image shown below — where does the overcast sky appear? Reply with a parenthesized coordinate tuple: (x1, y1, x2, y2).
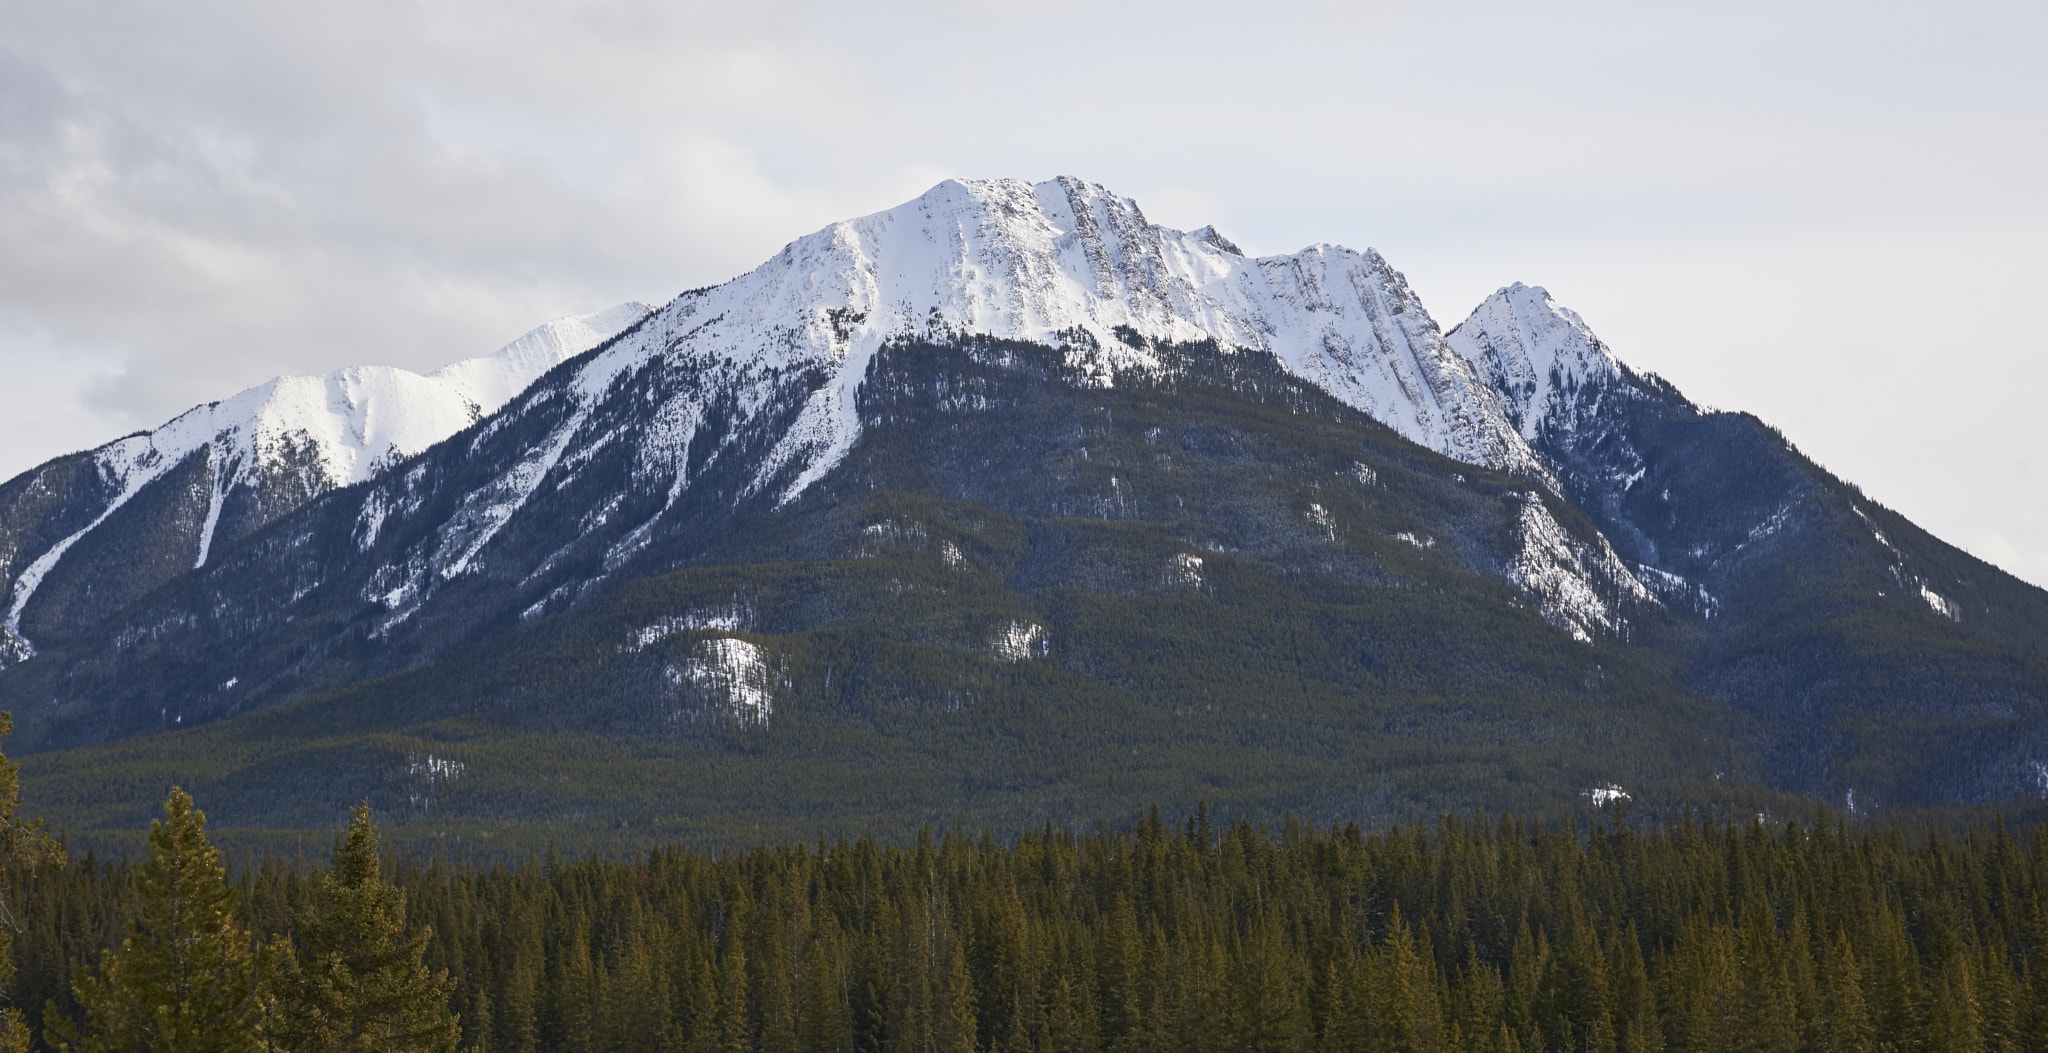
(3, 0, 2044, 586)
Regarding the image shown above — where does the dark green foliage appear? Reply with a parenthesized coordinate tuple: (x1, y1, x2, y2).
(16, 806, 2048, 1052)
(265, 803, 459, 1052)
(0, 715, 62, 1052)
(45, 788, 260, 1053)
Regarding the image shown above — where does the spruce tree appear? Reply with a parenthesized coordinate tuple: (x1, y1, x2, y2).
(265, 803, 459, 1053)
(1370, 907, 1442, 1053)
(1607, 923, 1661, 1053)
(1823, 930, 1877, 1053)
(0, 714, 61, 1053)
(935, 921, 978, 1053)
(715, 945, 749, 1053)
(48, 786, 260, 1053)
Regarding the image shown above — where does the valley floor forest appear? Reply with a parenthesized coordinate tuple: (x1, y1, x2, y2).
(0, 723, 2044, 1051)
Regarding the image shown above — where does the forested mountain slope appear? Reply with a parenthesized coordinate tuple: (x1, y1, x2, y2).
(1, 178, 2043, 847)
(1447, 284, 2048, 808)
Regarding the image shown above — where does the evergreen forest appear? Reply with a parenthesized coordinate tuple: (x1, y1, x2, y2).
(9, 743, 2048, 1051)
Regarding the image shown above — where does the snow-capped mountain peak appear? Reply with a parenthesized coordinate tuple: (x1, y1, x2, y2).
(0, 302, 651, 661)
(576, 176, 1546, 509)
(4, 179, 1636, 675)
(1443, 283, 1625, 441)
(208, 301, 655, 495)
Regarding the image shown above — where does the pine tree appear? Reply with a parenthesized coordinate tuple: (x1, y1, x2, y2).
(1737, 910, 1798, 1053)
(1926, 939, 1984, 1053)
(935, 921, 978, 1053)
(1231, 916, 1305, 1053)
(1505, 919, 1547, 1053)
(1323, 957, 1368, 1052)
(1370, 907, 1442, 1053)
(1045, 974, 1097, 1053)
(1544, 903, 1613, 1053)
(0, 713, 61, 1053)
(48, 787, 261, 1053)
(799, 928, 850, 1053)
(1451, 949, 1507, 1048)
(265, 803, 460, 1053)
(495, 934, 542, 1053)
(1974, 941, 2019, 1053)
(1823, 930, 1877, 1053)
(1607, 924, 1660, 1053)
(715, 945, 749, 1053)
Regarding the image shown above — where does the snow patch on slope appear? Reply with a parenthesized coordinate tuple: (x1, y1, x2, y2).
(624, 604, 754, 652)
(1505, 492, 1656, 642)
(1919, 584, 1961, 622)
(1632, 562, 1719, 619)
(1583, 783, 1631, 806)
(990, 620, 1049, 662)
(667, 637, 774, 727)
(0, 625, 29, 666)
(1, 433, 179, 658)
(1854, 506, 1963, 622)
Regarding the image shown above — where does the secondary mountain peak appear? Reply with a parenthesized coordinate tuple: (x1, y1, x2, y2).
(0, 302, 650, 664)
(1444, 282, 1638, 442)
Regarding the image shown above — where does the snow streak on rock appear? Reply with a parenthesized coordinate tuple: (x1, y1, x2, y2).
(1505, 493, 1655, 642)
(624, 605, 753, 652)
(1444, 283, 1625, 443)
(1854, 506, 1964, 623)
(1920, 584, 1962, 622)
(0, 304, 650, 663)
(0, 625, 27, 666)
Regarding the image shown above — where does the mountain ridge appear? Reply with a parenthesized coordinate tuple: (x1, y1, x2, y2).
(1, 175, 2044, 839)
(0, 302, 651, 665)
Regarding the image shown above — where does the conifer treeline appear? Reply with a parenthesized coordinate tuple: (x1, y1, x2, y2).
(13, 799, 2048, 1051)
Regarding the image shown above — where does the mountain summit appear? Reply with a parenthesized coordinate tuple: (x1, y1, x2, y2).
(637, 176, 1548, 498)
(2, 177, 2044, 846)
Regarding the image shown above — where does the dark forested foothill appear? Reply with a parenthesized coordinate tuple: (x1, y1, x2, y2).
(12, 782, 2048, 1053)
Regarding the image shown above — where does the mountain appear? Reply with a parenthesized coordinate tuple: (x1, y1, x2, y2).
(1445, 284, 2048, 803)
(1, 177, 2043, 850)
(0, 303, 651, 667)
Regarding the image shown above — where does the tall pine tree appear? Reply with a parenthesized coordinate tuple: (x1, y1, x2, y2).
(0, 714, 61, 1053)
(265, 803, 460, 1053)
(48, 787, 260, 1053)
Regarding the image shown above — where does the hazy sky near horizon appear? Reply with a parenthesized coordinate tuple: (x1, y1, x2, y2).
(3, 0, 2044, 585)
